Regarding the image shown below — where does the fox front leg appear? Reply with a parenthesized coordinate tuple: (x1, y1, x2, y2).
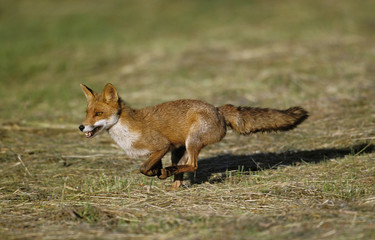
(157, 167, 177, 180)
(157, 146, 187, 180)
(170, 146, 189, 190)
(139, 149, 167, 177)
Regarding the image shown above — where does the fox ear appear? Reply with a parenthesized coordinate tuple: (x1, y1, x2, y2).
(80, 84, 96, 102)
(102, 83, 118, 104)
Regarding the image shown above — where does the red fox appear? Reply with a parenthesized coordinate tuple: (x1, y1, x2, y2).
(79, 83, 308, 190)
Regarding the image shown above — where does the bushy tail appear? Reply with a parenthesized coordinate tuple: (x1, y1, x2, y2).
(218, 104, 308, 135)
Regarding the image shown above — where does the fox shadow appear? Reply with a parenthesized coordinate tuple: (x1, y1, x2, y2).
(188, 143, 374, 185)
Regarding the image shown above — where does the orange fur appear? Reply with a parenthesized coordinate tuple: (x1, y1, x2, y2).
(79, 83, 309, 190)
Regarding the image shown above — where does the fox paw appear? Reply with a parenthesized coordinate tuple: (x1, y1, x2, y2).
(157, 169, 169, 179)
(157, 167, 177, 179)
(169, 180, 182, 191)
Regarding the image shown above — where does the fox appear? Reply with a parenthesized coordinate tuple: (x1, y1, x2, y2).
(79, 83, 308, 190)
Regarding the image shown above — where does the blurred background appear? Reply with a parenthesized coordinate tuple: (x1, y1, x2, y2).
(0, 0, 374, 125)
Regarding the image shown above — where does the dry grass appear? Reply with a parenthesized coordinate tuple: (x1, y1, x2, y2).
(1, 0, 375, 239)
(1, 121, 374, 239)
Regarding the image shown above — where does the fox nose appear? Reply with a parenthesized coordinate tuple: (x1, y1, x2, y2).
(79, 125, 85, 132)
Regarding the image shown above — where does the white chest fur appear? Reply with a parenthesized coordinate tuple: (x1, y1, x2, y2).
(108, 121, 151, 159)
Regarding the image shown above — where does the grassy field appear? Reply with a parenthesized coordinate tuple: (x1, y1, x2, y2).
(1, 0, 375, 239)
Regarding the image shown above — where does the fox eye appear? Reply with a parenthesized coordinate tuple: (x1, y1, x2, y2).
(95, 112, 103, 117)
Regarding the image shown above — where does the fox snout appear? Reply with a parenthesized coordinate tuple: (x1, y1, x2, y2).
(79, 123, 104, 138)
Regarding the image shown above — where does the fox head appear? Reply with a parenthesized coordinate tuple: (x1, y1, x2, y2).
(79, 83, 121, 138)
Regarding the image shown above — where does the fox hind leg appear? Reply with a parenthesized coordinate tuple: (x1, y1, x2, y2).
(169, 124, 204, 176)
(162, 116, 225, 188)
